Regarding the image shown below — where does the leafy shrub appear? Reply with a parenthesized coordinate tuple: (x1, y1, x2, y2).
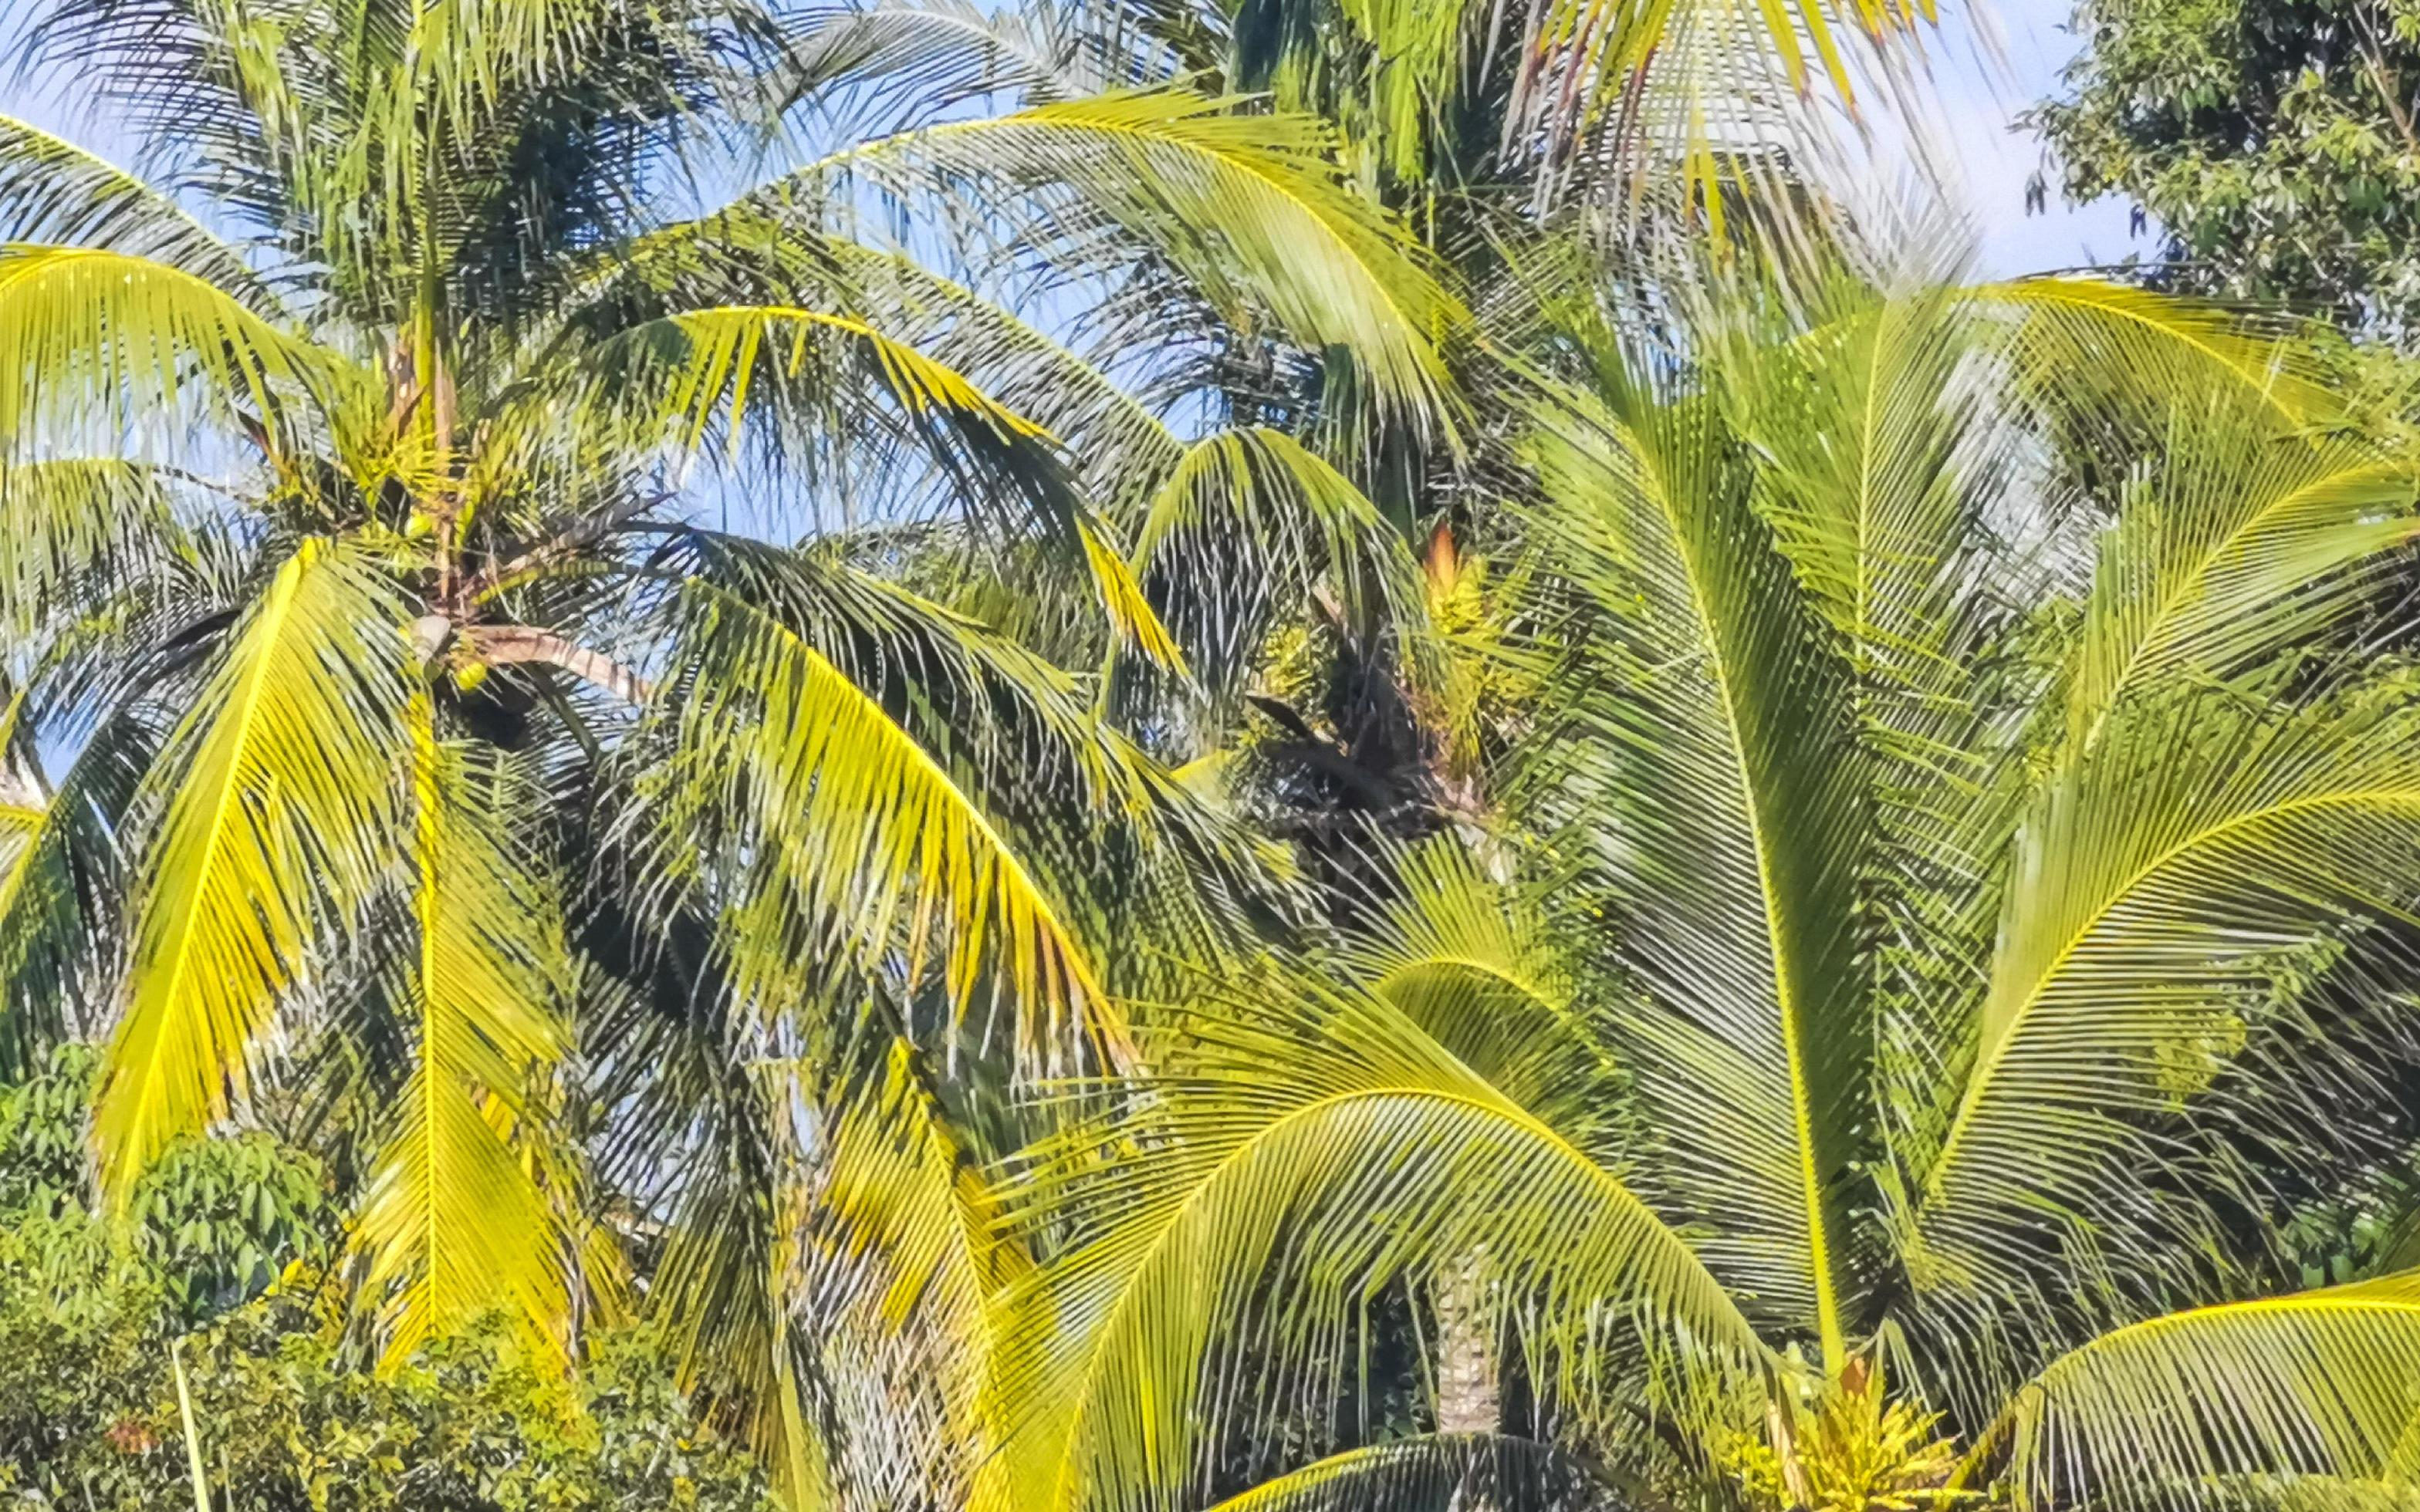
(0, 1048, 772, 1511)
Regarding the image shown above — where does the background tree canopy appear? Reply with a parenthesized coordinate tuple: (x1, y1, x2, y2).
(2028, 0, 2420, 342)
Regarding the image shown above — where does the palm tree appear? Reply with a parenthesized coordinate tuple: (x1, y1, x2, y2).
(972, 249, 2420, 1511)
(782, 0, 1959, 849)
(0, 0, 1480, 1490)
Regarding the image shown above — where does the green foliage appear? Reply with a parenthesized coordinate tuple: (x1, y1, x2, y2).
(2030, 0, 2420, 339)
(19, 1, 2420, 1510)
(0, 1045, 771, 1512)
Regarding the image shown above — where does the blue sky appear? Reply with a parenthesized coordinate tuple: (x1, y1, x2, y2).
(1907, 0, 2145, 275)
(1, 0, 2138, 278)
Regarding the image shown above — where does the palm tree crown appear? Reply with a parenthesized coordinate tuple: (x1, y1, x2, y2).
(984, 257, 2420, 1511)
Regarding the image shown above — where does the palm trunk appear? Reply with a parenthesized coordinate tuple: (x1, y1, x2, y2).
(1432, 1260, 1499, 1434)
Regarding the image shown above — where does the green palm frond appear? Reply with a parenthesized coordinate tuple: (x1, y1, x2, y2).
(1711, 282, 2007, 675)
(1131, 426, 1428, 711)
(777, 89, 1468, 437)
(1908, 675, 2420, 1303)
(672, 531, 1163, 813)
(0, 795, 50, 1071)
(553, 302, 1083, 542)
(1079, 517, 1188, 673)
(2063, 395, 2418, 748)
(811, 243, 1185, 506)
(0, 114, 265, 301)
(975, 969, 1766, 1512)
(1201, 1432, 1618, 1511)
(407, 0, 621, 112)
(772, 0, 1087, 129)
(1520, 375, 1868, 1362)
(651, 1054, 833, 1510)
(0, 245, 323, 457)
(351, 707, 583, 1369)
(1335, 837, 1622, 1138)
(659, 578, 1122, 1069)
(94, 540, 414, 1201)
(1231, 0, 1924, 218)
(1981, 1270, 2420, 1510)
(1977, 277, 2334, 425)
(0, 702, 156, 1078)
(0, 459, 198, 636)
(790, 1036, 1016, 1507)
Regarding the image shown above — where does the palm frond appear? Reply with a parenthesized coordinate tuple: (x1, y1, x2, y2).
(0, 458, 199, 636)
(553, 302, 1083, 543)
(1203, 1433, 1619, 1512)
(1909, 674, 2420, 1310)
(351, 707, 583, 1369)
(789, 1035, 1016, 1508)
(0, 245, 321, 458)
(976, 968, 1767, 1512)
(1131, 426, 1428, 713)
(93, 539, 413, 1200)
(1983, 1269, 2420, 1510)
(1080, 517, 1188, 674)
(776, 89, 1467, 438)
(1336, 836, 1624, 1143)
(1518, 376, 1868, 1360)
(651, 1053, 834, 1510)
(657, 577, 1120, 1071)
(1977, 277, 2334, 425)
(771, 0, 1087, 131)
(2063, 395, 2419, 749)
(0, 701, 157, 1078)
(0, 113, 265, 302)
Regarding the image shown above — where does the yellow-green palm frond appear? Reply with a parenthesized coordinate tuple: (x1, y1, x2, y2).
(575, 216, 1185, 505)
(1078, 518, 1188, 674)
(0, 795, 51, 1073)
(659, 579, 1120, 1071)
(811, 241, 1185, 505)
(94, 539, 414, 1203)
(779, 89, 1469, 440)
(671, 530, 1161, 815)
(1201, 1432, 1614, 1512)
(787, 1037, 1019, 1508)
(406, 0, 620, 116)
(1982, 1270, 2420, 1510)
(771, 0, 1090, 133)
(1908, 676, 2420, 1307)
(1333, 836, 1624, 1139)
(0, 245, 322, 458)
(2063, 393, 2420, 749)
(976, 970, 1766, 1512)
(1518, 376, 1869, 1362)
(1238, 0, 1925, 223)
(0, 113, 266, 302)
(1709, 281, 2008, 677)
(1976, 276, 2335, 427)
(651, 1056, 831, 1511)
(351, 707, 583, 1369)
(1131, 426, 1430, 710)
(0, 703, 154, 1078)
